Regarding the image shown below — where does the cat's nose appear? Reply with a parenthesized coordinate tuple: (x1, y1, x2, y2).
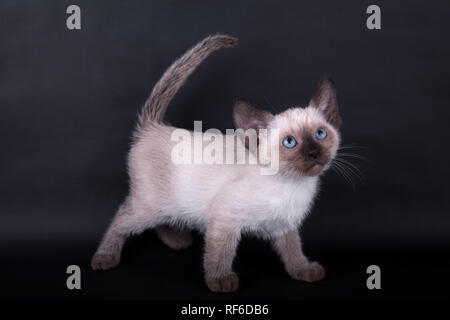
(308, 149, 320, 159)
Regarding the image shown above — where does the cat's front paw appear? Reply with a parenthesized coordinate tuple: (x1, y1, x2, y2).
(205, 272, 239, 293)
(91, 253, 120, 270)
(289, 261, 325, 282)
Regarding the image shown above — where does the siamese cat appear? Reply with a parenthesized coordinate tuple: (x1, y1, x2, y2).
(91, 34, 342, 292)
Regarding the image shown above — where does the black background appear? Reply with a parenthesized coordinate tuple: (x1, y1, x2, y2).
(1, 0, 449, 300)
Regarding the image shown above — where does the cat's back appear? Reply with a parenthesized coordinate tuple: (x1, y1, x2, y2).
(127, 124, 239, 214)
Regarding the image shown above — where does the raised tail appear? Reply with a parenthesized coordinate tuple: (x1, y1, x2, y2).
(137, 34, 237, 129)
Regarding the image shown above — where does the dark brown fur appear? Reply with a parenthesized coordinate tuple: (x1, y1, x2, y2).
(309, 77, 342, 129)
(278, 123, 339, 176)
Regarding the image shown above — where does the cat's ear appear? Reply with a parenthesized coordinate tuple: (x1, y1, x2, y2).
(232, 100, 274, 131)
(309, 77, 342, 129)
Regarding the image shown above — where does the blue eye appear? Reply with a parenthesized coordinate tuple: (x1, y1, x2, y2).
(282, 136, 297, 148)
(315, 128, 327, 140)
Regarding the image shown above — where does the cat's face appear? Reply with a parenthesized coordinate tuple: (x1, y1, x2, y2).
(274, 107, 340, 176)
(233, 77, 341, 177)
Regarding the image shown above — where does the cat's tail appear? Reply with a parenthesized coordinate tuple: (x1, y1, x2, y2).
(137, 34, 237, 129)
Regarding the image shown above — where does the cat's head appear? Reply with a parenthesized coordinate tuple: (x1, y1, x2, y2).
(233, 77, 341, 176)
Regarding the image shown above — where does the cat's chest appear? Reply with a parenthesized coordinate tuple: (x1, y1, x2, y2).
(243, 176, 319, 235)
(263, 176, 317, 209)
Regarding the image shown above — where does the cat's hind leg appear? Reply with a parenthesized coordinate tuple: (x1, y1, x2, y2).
(91, 198, 158, 270)
(155, 226, 193, 250)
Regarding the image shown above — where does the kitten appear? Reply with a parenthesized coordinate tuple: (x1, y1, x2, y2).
(91, 34, 342, 293)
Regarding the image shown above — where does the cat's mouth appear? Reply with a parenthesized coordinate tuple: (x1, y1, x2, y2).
(311, 160, 325, 168)
(305, 160, 327, 175)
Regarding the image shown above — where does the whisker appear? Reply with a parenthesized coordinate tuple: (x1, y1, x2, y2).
(333, 157, 365, 187)
(332, 166, 352, 187)
(334, 157, 365, 180)
(338, 143, 368, 150)
(330, 164, 349, 185)
(263, 96, 280, 113)
(337, 152, 369, 162)
(333, 160, 364, 184)
(331, 160, 356, 188)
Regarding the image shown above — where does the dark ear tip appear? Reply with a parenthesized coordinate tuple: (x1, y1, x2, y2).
(232, 99, 250, 111)
(233, 98, 249, 104)
(320, 76, 335, 86)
